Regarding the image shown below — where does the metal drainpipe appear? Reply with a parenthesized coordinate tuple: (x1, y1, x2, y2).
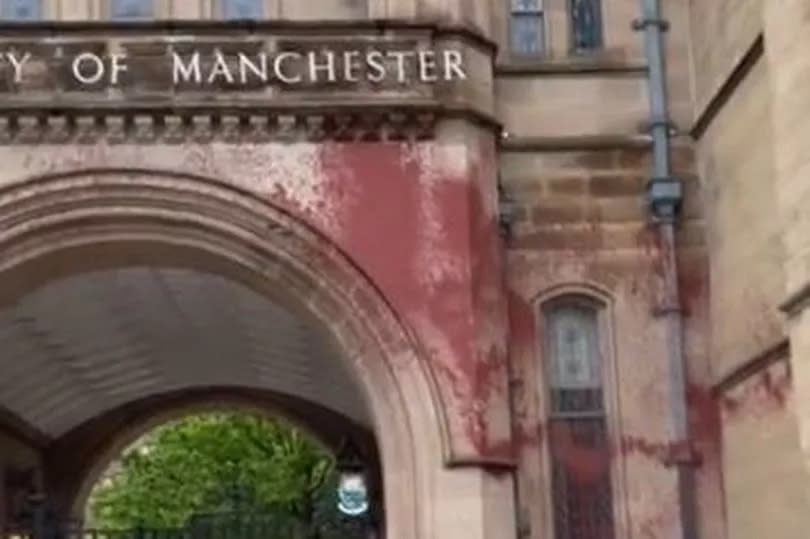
(633, 1, 697, 539)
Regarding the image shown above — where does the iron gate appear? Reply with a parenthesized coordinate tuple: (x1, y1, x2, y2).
(3, 512, 376, 539)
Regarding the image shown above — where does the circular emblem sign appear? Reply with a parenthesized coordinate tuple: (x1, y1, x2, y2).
(337, 474, 369, 516)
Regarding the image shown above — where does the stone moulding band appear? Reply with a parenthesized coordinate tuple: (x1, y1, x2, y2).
(0, 109, 423, 145)
(0, 102, 500, 144)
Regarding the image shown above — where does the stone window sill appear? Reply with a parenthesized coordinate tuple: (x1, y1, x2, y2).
(496, 57, 647, 76)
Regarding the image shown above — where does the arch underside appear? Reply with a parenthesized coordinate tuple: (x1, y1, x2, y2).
(0, 266, 369, 439)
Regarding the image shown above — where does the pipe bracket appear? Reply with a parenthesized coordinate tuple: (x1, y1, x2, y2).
(663, 443, 703, 469)
(632, 18, 670, 31)
(638, 118, 679, 136)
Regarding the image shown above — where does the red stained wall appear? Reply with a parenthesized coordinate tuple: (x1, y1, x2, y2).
(261, 136, 512, 463)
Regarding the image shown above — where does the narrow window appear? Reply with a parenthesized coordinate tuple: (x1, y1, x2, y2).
(222, 0, 263, 19)
(545, 300, 615, 539)
(569, 0, 603, 52)
(510, 0, 544, 56)
(1, 0, 41, 19)
(110, 0, 152, 19)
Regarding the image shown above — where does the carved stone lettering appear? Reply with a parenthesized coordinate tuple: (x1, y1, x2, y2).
(0, 40, 467, 94)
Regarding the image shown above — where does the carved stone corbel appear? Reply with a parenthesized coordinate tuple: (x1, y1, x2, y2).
(163, 115, 185, 144)
(247, 115, 271, 143)
(276, 114, 298, 141)
(74, 116, 97, 144)
(191, 115, 214, 144)
(17, 116, 41, 144)
(221, 115, 242, 143)
(305, 115, 327, 141)
(133, 115, 157, 143)
(105, 115, 127, 145)
(45, 116, 72, 144)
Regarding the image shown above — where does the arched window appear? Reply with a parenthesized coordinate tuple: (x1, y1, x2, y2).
(510, 0, 545, 55)
(110, 0, 152, 19)
(1, 0, 41, 19)
(221, 0, 263, 19)
(544, 297, 615, 539)
(569, 0, 603, 52)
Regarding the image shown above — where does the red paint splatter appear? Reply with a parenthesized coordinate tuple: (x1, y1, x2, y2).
(507, 289, 536, 350)
(720, 366, 791, 420)
(314, 140, 511, 459)
(677, 252, 709, 315)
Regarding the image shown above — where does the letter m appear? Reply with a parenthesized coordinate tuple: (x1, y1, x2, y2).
(172, 52, 201, 83)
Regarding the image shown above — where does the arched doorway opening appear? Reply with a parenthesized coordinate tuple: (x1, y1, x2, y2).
(0, 170, 447, 539)
(78, 405, 381, 538)
(60, 388, 382, 528)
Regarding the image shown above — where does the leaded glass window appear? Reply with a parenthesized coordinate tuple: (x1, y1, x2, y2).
(545, 300, 615, 539)
(570, 0, 603, 52)
(222, 0, 263, 19)
(110, 0, 152, 19)
(1, 0, 41, 20)
(510, 0, 544, 55)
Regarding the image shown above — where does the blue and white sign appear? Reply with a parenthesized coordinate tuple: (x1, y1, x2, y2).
(337, 473, 369, 517)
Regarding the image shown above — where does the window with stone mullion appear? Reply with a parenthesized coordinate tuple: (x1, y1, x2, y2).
(1, 0, 41, 20)
(222, 0, 263, 19)
(545, 302, 615, 539)
(570, 0, 604, 53)
(110, 0, 153, 19)
(510, 0, 545, 56)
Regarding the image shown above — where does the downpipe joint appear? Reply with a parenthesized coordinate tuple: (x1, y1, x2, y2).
(648, 176, 683, 222)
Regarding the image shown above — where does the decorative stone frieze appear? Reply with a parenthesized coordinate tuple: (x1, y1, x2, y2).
(0, 108, 439, 145)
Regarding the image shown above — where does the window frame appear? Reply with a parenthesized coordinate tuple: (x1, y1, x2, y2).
(536, 288, 628, 539)
(0, 0, 43, 20)
(218, 0, 264, 19)
(567, 0, 605, 54)
(508, 0, 547, 58)
(103, 0, 160, 20)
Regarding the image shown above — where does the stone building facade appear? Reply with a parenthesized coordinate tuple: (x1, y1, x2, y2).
(0, 0, 804, 538)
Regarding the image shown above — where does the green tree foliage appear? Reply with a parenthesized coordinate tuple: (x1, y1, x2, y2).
(87, 412, 343, 533)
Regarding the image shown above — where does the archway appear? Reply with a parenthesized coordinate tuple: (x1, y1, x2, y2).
(54, 387, 382, 524)
(0, 169, 447, 539)
(75, 401, 382, 536)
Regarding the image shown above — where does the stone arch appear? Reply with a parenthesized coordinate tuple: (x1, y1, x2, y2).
(532, 281, 616, 310)
(0, 168, 448, 539)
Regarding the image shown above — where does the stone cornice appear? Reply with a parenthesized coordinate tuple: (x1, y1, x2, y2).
(496, 59, 647, 77)
(780, 279, 810, 317)
(0, 18, 498, 55)
(0, 101, 499, 144)
(499, 134, 652, 151)
(712, 338, 790, 395)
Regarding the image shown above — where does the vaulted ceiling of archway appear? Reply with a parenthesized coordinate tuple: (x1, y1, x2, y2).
(0, 268, 370, 438)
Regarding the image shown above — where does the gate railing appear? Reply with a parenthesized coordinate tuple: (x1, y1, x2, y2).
(3, 519, 374, 539)
(3, 529, 367, 539)
(4, 529, 191, 539)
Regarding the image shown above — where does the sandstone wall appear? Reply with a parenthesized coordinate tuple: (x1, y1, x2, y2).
(696, 60, 784, 380)
(689, 1, 810, 538)
(689, 0, 762, 116)
(503, 143, 714, 539)
(719, 360, 806, 539)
